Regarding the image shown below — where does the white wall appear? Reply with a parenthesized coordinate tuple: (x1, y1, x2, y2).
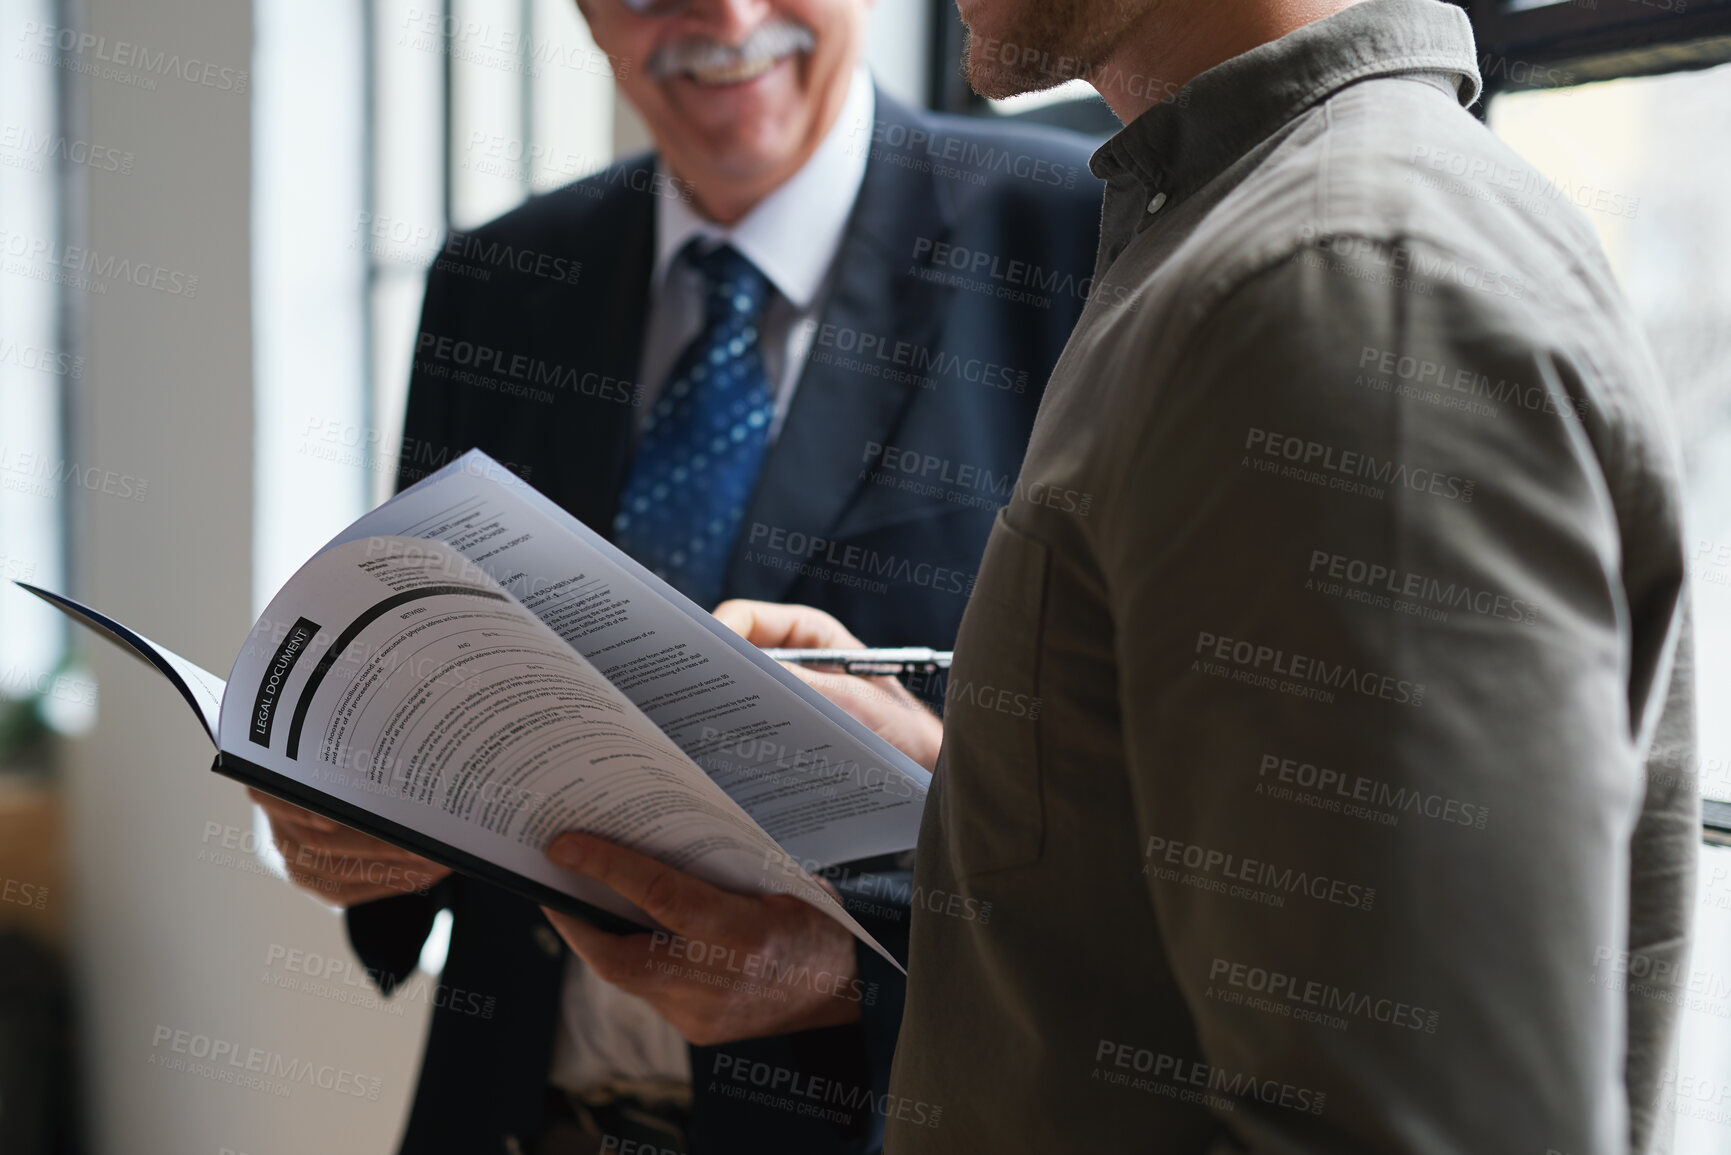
(67, 1, 429, 1151)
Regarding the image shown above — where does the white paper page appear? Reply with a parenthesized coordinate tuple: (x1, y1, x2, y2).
(220, 536, 893, 964)
(15, 582, 225, 744)
(319, 451, 931, 871)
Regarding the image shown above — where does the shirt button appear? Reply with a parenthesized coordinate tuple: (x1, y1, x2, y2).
(1146, 191, 1168, 215)
(533, 925, 563, 958)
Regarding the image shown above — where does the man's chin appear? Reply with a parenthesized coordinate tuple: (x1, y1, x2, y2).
(674, 131, 797, 195)
(959, 0, 1112, 100)
(966, 57, 1060, 101)
(959, 18, 1068, 100)
(964, 42, 1081, 102)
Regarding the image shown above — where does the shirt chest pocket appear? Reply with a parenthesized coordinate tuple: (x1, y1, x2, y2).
(937, 508, 1050, 879)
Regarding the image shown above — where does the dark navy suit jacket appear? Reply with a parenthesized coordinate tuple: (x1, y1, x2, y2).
(345, 88, 1102, 1155)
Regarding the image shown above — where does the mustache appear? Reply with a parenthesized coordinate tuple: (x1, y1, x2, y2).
(646, 18, 817, 78)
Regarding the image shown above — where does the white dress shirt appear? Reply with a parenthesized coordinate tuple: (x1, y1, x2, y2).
(547, 68, 875, 1095)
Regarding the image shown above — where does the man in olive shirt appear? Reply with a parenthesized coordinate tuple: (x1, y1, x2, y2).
(869, 0, 1696, 1151)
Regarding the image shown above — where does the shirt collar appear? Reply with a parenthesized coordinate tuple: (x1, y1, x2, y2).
(653, 66, 874, 308)
(1091, 0, 1481, 208)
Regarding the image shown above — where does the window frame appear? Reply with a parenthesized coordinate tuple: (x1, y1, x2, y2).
(1709, 800, 1731, 844)
(1465, 0, 1731, 845)
(926, 2, 977, 114)
(1463, 0, 1731, 93)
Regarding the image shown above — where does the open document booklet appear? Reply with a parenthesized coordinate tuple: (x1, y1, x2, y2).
(20, 450, 930, 969)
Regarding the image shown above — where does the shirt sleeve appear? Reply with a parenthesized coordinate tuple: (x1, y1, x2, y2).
(1095, 235, 1682, 1154)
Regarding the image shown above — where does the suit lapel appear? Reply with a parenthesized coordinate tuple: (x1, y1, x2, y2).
(527, 171, 657, 534)
(723, 92, 953, 602)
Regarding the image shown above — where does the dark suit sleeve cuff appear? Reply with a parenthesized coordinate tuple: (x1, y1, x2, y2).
(342, 875, 456, 997)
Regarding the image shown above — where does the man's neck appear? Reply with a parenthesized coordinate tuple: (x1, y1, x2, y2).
(1090, 0, 1371, 123)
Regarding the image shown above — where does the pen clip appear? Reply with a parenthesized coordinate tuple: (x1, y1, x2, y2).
(841, 659, 943, 676)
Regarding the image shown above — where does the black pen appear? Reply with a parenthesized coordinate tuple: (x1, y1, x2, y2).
(760, 647, 952, 676)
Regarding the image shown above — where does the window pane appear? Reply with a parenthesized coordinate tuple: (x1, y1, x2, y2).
(252, 0, 368, 612)
(526, 0, 616, 195)
(1493, 64, 1731, 1153)
(449, 0, 528, 230)
(1493, 66, 1731, 802)
(373, 0, 446, 260)
(0, 0, 70, 715)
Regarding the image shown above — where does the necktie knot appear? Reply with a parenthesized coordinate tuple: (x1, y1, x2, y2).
(691, 243, 770, 326)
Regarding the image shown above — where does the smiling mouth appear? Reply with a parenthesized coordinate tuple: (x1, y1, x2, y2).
(680, 53, 789, 87)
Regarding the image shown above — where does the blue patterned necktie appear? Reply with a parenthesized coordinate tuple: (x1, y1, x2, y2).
(612, 243, 775, 607)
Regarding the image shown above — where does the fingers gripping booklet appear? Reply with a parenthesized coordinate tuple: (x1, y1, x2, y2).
(20, 450, 929, 969)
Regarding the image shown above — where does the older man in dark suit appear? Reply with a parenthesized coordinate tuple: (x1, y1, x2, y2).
(247, 0, 1104, 1152)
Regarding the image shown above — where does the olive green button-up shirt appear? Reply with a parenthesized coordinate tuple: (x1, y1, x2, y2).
(887, 1, 1695, 1152)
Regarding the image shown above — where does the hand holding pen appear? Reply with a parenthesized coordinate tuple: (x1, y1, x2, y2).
(713, 601, 946, 774)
